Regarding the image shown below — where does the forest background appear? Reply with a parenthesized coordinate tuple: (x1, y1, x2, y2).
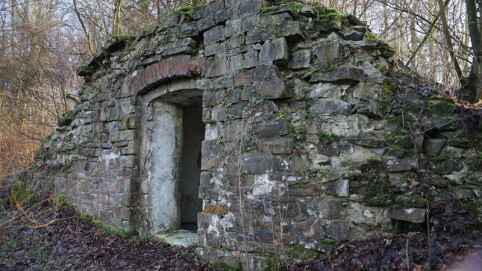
(0, 0, 480, 181)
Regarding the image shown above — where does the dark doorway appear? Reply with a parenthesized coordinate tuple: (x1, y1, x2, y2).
(180, 103, 204, 231)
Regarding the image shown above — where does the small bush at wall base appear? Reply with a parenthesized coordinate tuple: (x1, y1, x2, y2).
(8, 180, 38, 206)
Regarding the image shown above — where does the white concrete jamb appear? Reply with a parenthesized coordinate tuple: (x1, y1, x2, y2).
(142, 100, 183, 234)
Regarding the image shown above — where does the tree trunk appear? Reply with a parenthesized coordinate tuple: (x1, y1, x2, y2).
(438, 0, 463, 79)
(463, 0, 482, 102)
(72, 0, 95, 55)
(113, 0, 123, 35)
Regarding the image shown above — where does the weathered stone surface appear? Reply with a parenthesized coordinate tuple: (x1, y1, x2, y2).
(305, 199, 343, 219)
(277, 21, 303, 41)
(255, 121, 289, 138)
(242, 153, 276, 174)
(261, 138, 293, 154)
(310, 67, 366, 84)
(203, 25, 225, 44)
(246, 27, 276, 44)
(180, 23, 199, 38)
(234, 71, 254, 86)
(225, 120, 246, 141)
(228, 54, 245, 74)
(348, 137, 383, 148)
(432, 159, 464, 174)
(343, 30, 364, 41)
(387, 208, 426, 223)
(239, 0, 262, 16)
(318, 142, 340, 156)
(313, 42, 343, 65)
(292, 155, 310, 171)
(289, 49, 311, 70)
(255, 80, 292, 99)
(294, 219, 325, 239)
(334, 179, 349, 197)
(352, 82, 381, 100)
(204, 0, 224, 15)
(326, 221, 350, 241)
(214, 8, 233, 24)
(203, 54, 227, 78)
(308, 83, 349, 98)
(253, 64, 280, 81)
(424, 139, 446, 157)
(309, 99, 353, 116)
(387, 158, 412, 172)
(300, 6, 316, 17)
(197, 16, 216, 32)
(259, 37, 289, 64)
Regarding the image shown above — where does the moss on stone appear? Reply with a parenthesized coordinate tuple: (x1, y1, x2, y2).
(285, 245, 319, 260)
(288, 183, 307, 188)
(363, 178, 394, 207)
(318, 10, 344, 25)
(364, 196, 392, 206)
(171, 5, 203, 15)
(365, 156, 380, 163)
(76, 65, 93, 76)
(318, 132, 338, 142)
(382, 83, 397, 95)
(394, 195, 427, 208)
(458, 199, 482, 221)
(259, 2, 303, 14)
(319, 239, 337, 245)
(429, 150, 449, 161)
(304, 169, 334, 180)
(385, 129, 412, 152)
(319, 65, 338, 73)
(428, 99, 457, 116)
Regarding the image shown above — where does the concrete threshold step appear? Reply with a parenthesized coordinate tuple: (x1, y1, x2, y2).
(155, 230, 198, 247)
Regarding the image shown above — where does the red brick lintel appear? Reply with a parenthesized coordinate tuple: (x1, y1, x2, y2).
(131, 56, 205, 94)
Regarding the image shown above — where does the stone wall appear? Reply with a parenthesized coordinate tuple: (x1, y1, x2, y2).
(32, 0, 481, 269)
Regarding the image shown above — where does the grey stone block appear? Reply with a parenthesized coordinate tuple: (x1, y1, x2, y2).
(423, 139, 446, 157)
(255, 80, 292, 100)
(310, 67, 366, 85)
(289, 49, 311, 70)
(276, 21, 304, 41)
(388, 158, 412, 172)
(261, 138, 293, 154)
(241, 153, 276, 174)
(309, 99, 353, 116)
(259, 37, 289, 64)
(387, 208, 426, 223)
(314, 42, 343, 65)
(343, 30, 364, 41)
(246, 27, 276, 44)
(239, 0, 262, 16)
(204, 25, 225, 44)
(253, 64, 280, 81)
(255, 121, 289, 138)
(326, 221, 350, 241)
(203, 54, 228, 78)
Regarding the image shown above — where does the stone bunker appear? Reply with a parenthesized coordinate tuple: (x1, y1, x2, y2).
(33, 0, 481, 269)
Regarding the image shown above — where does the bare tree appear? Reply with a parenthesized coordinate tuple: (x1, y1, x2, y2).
(464, 0, 482, 101)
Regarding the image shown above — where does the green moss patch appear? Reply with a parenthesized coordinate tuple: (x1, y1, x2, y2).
(319, 239, 338, 245)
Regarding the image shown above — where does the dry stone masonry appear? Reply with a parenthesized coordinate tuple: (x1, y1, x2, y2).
(32, 0, 481, 269)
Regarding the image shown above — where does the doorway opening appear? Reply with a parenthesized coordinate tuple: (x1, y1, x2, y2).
(140, 86, 205, 240)
(179, 103, 204, 231)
